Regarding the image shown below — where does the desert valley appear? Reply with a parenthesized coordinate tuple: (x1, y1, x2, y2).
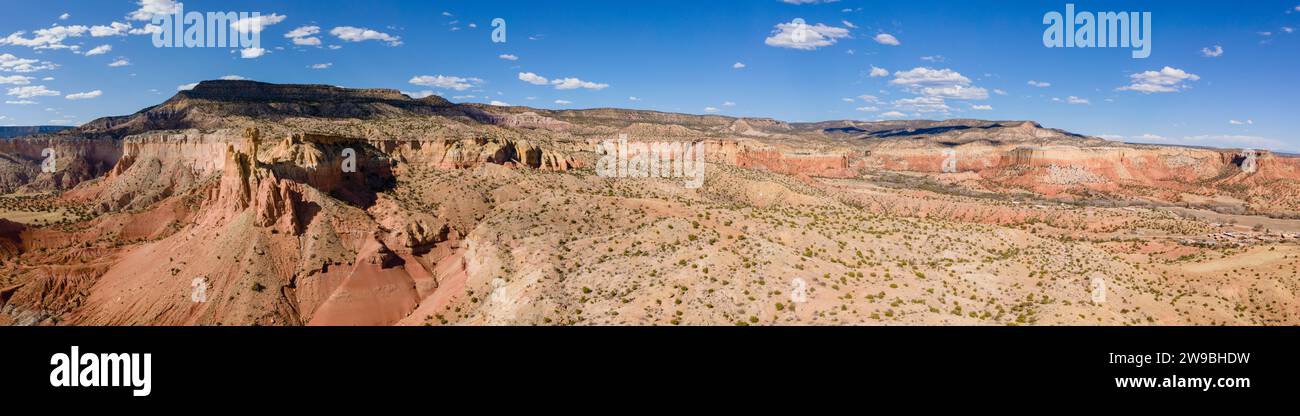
(0, 80, 1297, 326)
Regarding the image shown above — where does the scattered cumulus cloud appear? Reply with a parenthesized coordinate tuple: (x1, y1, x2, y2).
(330, 26, 402, 46)
(239, 47, 268, 59)
(65, 90, 102, 100)
(873, 33, 900, 46)
(517, 72, 608, 90)
(1200, 45, 1224, 57)
(85, 44, 112, 56)
(7, 85, 60, 98)
(1027, 80, 1051, 88)
(498, 54, 518, 61)
(1, 54, 58, 73)
(285, 26, 322, 46)
(128, 0, 181, 21)
(869, 66, 888, 77)
(409, 75, 484, 91)
(0, 75, 34, 85)
(765, 18, 851, 50)
(1118, 66, 1200, 93)
(231, 14, 287, 34)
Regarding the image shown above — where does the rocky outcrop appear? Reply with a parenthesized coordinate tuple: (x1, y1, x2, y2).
(0, 136, 121, 193)
(737, 150, 856, 178)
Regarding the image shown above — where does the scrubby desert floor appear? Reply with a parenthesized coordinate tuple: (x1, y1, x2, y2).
(2, 81, 1297, 326)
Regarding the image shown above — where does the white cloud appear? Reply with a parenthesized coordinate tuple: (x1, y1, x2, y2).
(550, 77, 608, 90)
(219, 75, 245, 80)
(108, 58, 130, 67)
(330, 26, 402, 46)
(232, 14, 287, 34)
(855, 106, 879, 112)
(1229, 119, 1253, 125)
(1119, 66, 1200, 94)
(892, 67, 972, 87)
(489, 100, 511, 106)
(0, 54, 58, 73)
(1200, 45, 1224, 57)
(498, 54, 518, 61)
(1066, 96, 1090, 105)
(59, 13, 70, 20)
(554, 99, 572, 105)
(5, 100, 37, 105)
(920, 55, 945, 62)
(0, 25, 89, 49)
(310, 63, 332, 69)
(703, 107, 720, 113)
(240, 48, 268, 59)
(1027, 80, 1051, 88)
(993, 89, 1007, 95)
(285, 26, 322, 46)
(129, 24, 163, 35)
(518, 72, 607, 90)
(65, 90, 102, 100)
(628, 96, 641, 101)
(869, 65, 888, 77)
(889, 67, 989, 101)
(128, 0, 181, 21)
(90, 22, 133, 37)
(857, 94, 879, 103)
(723, 101, 736, 106)
(971, 104, 993, 110)
(7, 85, 60, 98)
(733, 62, 746, 69)
(892, 96, 949, 113)
(764, 18, 850, 50)
(0, 75, 33, 85)
(409, 75, 484, 91)
(917, 85, 988, 100)
(842, 20, 857, 29)
(85, 44, 112, 56)
(518, 72, 549, 85)
(177, 82, 198, 91)
(879, 111, 907, 118)
(873, 33, 901, 46)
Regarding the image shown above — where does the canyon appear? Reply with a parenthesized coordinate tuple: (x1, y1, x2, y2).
(1, 80, 1296, 326)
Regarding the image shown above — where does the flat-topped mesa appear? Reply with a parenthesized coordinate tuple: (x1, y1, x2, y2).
(180, 80, 417, 103)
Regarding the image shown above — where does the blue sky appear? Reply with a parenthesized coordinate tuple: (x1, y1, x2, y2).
(1, 0, 1298, 152)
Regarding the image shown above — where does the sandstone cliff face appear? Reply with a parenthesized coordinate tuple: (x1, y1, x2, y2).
(0, 136, 121, 193)
(736, 150, 855, 178)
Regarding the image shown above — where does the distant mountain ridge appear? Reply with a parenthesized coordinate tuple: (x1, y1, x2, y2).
(0, 126, 73, 139)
